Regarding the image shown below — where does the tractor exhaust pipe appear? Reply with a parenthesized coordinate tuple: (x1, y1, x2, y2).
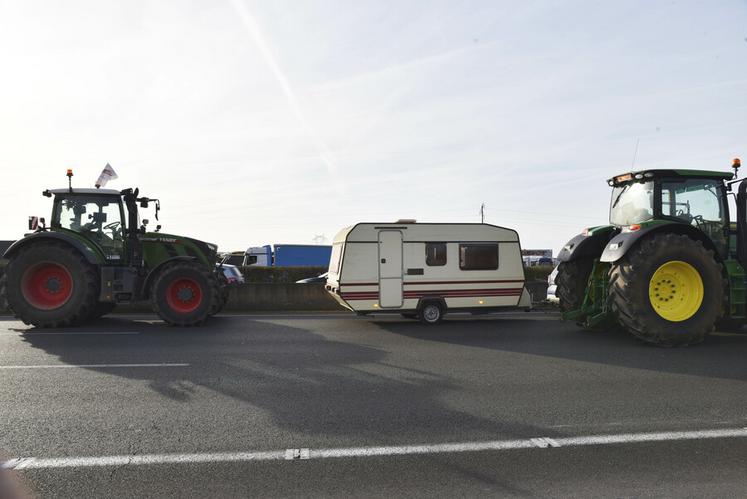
(737, 179, 747, 269)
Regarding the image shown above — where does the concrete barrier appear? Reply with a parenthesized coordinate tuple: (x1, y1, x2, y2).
(525, 281, 549, 303)
(225, 283, 342, 311)
(0, 281, 549, 314)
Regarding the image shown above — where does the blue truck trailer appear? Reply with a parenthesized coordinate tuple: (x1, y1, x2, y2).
(244, 244, 332, 267)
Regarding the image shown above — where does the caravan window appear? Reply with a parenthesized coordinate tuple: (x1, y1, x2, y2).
(459, 243, 499, 270)
(425, 243, 447, 266)
(329, 243, 343, 274)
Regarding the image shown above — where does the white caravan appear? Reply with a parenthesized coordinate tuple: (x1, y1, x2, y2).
(325, 222, 531, 324)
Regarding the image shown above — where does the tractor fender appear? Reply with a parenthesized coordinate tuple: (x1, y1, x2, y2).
(141, 256, 197, 298)
(2, 232, 103, 264)
(600, 222, 721, 263)
(557, 227, 616, 263)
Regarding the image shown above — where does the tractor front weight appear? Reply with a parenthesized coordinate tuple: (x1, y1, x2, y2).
(561, 260, 613, 329)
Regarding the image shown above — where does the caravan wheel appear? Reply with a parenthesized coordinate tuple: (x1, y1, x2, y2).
(419, 301, 444, 325)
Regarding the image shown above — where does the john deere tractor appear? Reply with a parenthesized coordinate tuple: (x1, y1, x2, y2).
(0, 171, 227, 327)
(557, 159, 746, 346)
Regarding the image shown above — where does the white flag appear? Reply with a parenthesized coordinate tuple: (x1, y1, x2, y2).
(95, 163, 119, 188)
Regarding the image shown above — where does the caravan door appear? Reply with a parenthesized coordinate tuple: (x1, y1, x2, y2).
(378, 230, 403, 307)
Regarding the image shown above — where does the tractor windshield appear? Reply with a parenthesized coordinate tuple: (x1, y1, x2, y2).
(609, 181, 655, 226)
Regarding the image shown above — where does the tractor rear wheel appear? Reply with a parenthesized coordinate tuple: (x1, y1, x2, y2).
(555, 258, 594, 313)
(608, 233, 723, 347)
(151, 262, 218, 326)
(4, 242, 99, 327)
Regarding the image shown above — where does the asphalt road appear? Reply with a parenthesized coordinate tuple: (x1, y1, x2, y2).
(1, 311, 747, 498)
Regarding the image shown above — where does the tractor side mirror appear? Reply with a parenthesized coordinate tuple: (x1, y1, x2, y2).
(39, 217, 46, 229)
(28, 216, 39, 231)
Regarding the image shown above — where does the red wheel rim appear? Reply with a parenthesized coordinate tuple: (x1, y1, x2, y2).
(21, 263, 74, 310)
(165, 278, 203, 314)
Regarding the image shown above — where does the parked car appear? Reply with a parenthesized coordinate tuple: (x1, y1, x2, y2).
(547, 266, 558, 303)
(296, 272, 328, 284)
(221, 264, 245, 285)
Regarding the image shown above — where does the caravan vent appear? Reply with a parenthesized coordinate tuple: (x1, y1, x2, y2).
(395, 219, 417, 224)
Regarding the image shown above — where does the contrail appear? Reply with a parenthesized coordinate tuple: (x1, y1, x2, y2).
(228, 0, 340, 181)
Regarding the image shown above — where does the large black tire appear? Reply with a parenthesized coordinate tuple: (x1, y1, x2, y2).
(89, 302, 116, 320)
(4, 242, 99, 327)
(0, 273, 8, 314)
(608, 233, 724, 347)
(555, 259, 594, 313)
(151, 262, 218, 326)
(209, 273, 229, 317)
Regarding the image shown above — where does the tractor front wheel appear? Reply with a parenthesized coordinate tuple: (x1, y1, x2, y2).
(608, 233, 723, 347)
(555, 258, 594, 313)
(152, 262, 217, 326)
(209, 272, 229, 317)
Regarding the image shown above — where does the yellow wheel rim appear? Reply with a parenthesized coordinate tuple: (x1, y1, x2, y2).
(648, 261, 704, 322)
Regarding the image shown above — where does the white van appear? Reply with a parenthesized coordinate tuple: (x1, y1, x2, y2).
(325, 222, 531, 324)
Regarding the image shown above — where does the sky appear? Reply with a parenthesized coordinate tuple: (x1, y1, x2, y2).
(0, 0, 745, 255)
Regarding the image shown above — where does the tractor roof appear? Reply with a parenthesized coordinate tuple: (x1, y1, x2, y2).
(49, 188, 121, 195)
(608, 169, 734, 186)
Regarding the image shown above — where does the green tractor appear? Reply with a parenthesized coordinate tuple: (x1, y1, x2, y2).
(0, 170, 227, 327)
(556, 158, 746, 346)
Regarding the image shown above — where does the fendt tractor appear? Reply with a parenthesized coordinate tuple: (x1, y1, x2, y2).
(0, 170, 227, 327)
(557, 158, 746, 347)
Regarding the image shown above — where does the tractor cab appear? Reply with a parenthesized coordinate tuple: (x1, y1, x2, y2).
(48, 188, 127, 262)
(607, 170, 732, 258)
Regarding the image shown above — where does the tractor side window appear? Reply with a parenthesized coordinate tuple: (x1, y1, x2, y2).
(661, 179, 726, 256)
(425, 243, 447, 266)
(661, 180, 723, 224)
(58, 199, 124, 239)
(56, 196, 126, 260)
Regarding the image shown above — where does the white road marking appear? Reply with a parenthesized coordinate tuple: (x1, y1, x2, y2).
(0, 363, 189, 370)
(3, 427, 746, 470)
(18, 332, 141, 336)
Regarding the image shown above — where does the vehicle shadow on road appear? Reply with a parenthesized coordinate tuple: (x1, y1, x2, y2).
(376, 315, 747, 382)
(17, 316, 562, 445)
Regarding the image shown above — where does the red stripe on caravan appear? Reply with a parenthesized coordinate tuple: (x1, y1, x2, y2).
(403, 280, 525, 286)
(340, 280, 525, 287)
(402, 287, 524, 295)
